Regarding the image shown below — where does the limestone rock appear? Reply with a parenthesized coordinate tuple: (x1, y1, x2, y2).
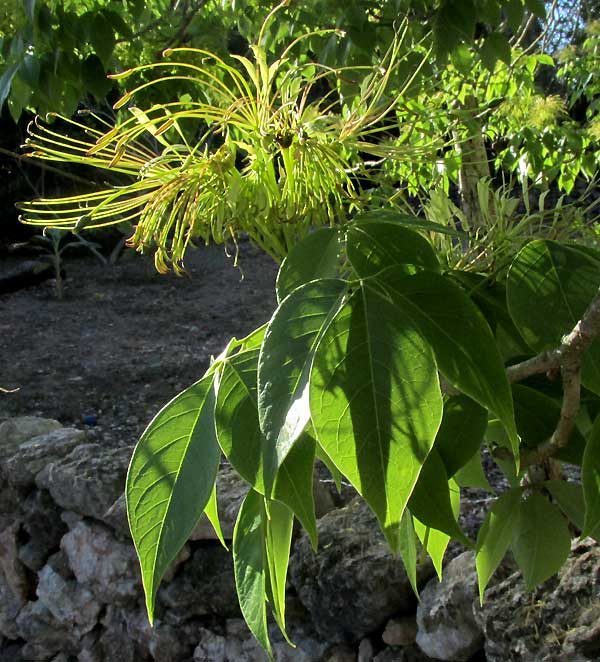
(0, 567, 25, 639)
(16, 601, 79, 661)
(0, 523, 29, 603)
(290, 498, 434, 642)
(475, 538, 600, 662)
(158, 546, 239, 620)
(416, 551, 483, 661)
(36, 444, 132, 521)
(2, 428, 86, 490)
(120, 608, 199, 662)
(193, 629, 226, 662)
(36, 565, 101, 635)
(61, 521, 140, 604)
(373, 646, 433, 662)
(19, 490, 67, 572)
(0, 417, 61, 450)
(382, 616, 417, 647)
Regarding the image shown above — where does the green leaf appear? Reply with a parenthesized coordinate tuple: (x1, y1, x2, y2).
(0, 62, 20, 110)
(482, 32, 511, 68)
(204, 484, 228, 549)
(310, 283, 443, 552)
(233, 490, 272, 660)
(454, 452, 493, 491)
(315, 442, 343, 493)
(346, 222, 440, 279)
(273, 432, 318, 550)
(512, 385, 586, 464)
(435, 395, 488, 477)
(582, 415, 600, 539)
(215, 348, 266, 492)
(505, 0, 524, 32)
(414, 478, 461, 579)
(126, 372, 221, 623)
(353, 210, 467, 237)
(507, 240, 600, 395)
(451, 271, 530, 359)
(399, 510, 419, 596)
(525, 0, 546, 18)
(378, 269, 519, 459)
(276, 228, 342, 302)
(265, 499, 294, 640)
(258, 279, 348, 494)
(511, 493, 571, 591)
(81, 55, 111, 100)
(476, 488, 522, 601)
(545, 480, 585, 531)
(90, 12, 116, 67)
(409, 450, 469, 545)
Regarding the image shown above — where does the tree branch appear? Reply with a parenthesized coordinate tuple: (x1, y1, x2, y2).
(501, 287, 600, 467)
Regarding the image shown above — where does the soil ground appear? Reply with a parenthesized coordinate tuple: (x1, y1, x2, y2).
(1, 241, 278, 448)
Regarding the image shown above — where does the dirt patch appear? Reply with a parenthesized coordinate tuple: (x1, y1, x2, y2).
(1, 241, 278, 448)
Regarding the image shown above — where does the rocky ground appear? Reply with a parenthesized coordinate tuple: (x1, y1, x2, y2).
(2, 241, 600, 662)
(1, 240, 279, 445)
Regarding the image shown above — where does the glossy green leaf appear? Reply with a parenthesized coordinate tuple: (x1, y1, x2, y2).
(582, 415, 600, 539)
(276, 228, 342, 302)
(316, 442, 343, 493)
(545, 480, 585, 531)
(435, 395, 488, 477)
(353, 210, 467, 237)
(511, 493, 571, 591)
(347, 222, 440, 279)
(265, 499, 294, 640)
(378, 269, 519, 459)
(475, 488, 522, 602)
(0, 63, 20, 110)
(409, 450, 469, 545)
(414, 478, 461, 579)
(507, 240, 600, 395)
(399, 510, 419, 596)
(215, 348, 266, 492)
(204, 484, 227, 549)
(233, 490, 272, 660)
(273, 432, 318, 549)
(258, 279, 348, 494)
(126, 372, 221, 623)
(513, 385, 586, 465)
(454, 452, 492, 492)
(310, 283, 443, 552)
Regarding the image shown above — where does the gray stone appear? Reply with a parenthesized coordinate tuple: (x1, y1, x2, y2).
(0, 523, 28, 603)
(19, 490, 67, 572)
(97, 609, 137, 662)
(358, 638, 375, 662)
(122, 608, 197, 662)
(326, 643, 356, 662)
(2, 428, 86, 490)
(290, 498, 434, 642)
(36, 565, 101, 635)
(382, 616, 417, 647)
(36, 444, 132, 521)
(193, 629, 226, 662)
(0, 566, 25, 639)
(16, 601, 79, 661)
(475, 538, 600, 662)
(373, 646, 433, 662)
(0, 417, 61, 450)
(158, 546, 239, 619)
(61, 521, 140, 604)
(416, 551, 483, 661)
(0, 642, 26, 662)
